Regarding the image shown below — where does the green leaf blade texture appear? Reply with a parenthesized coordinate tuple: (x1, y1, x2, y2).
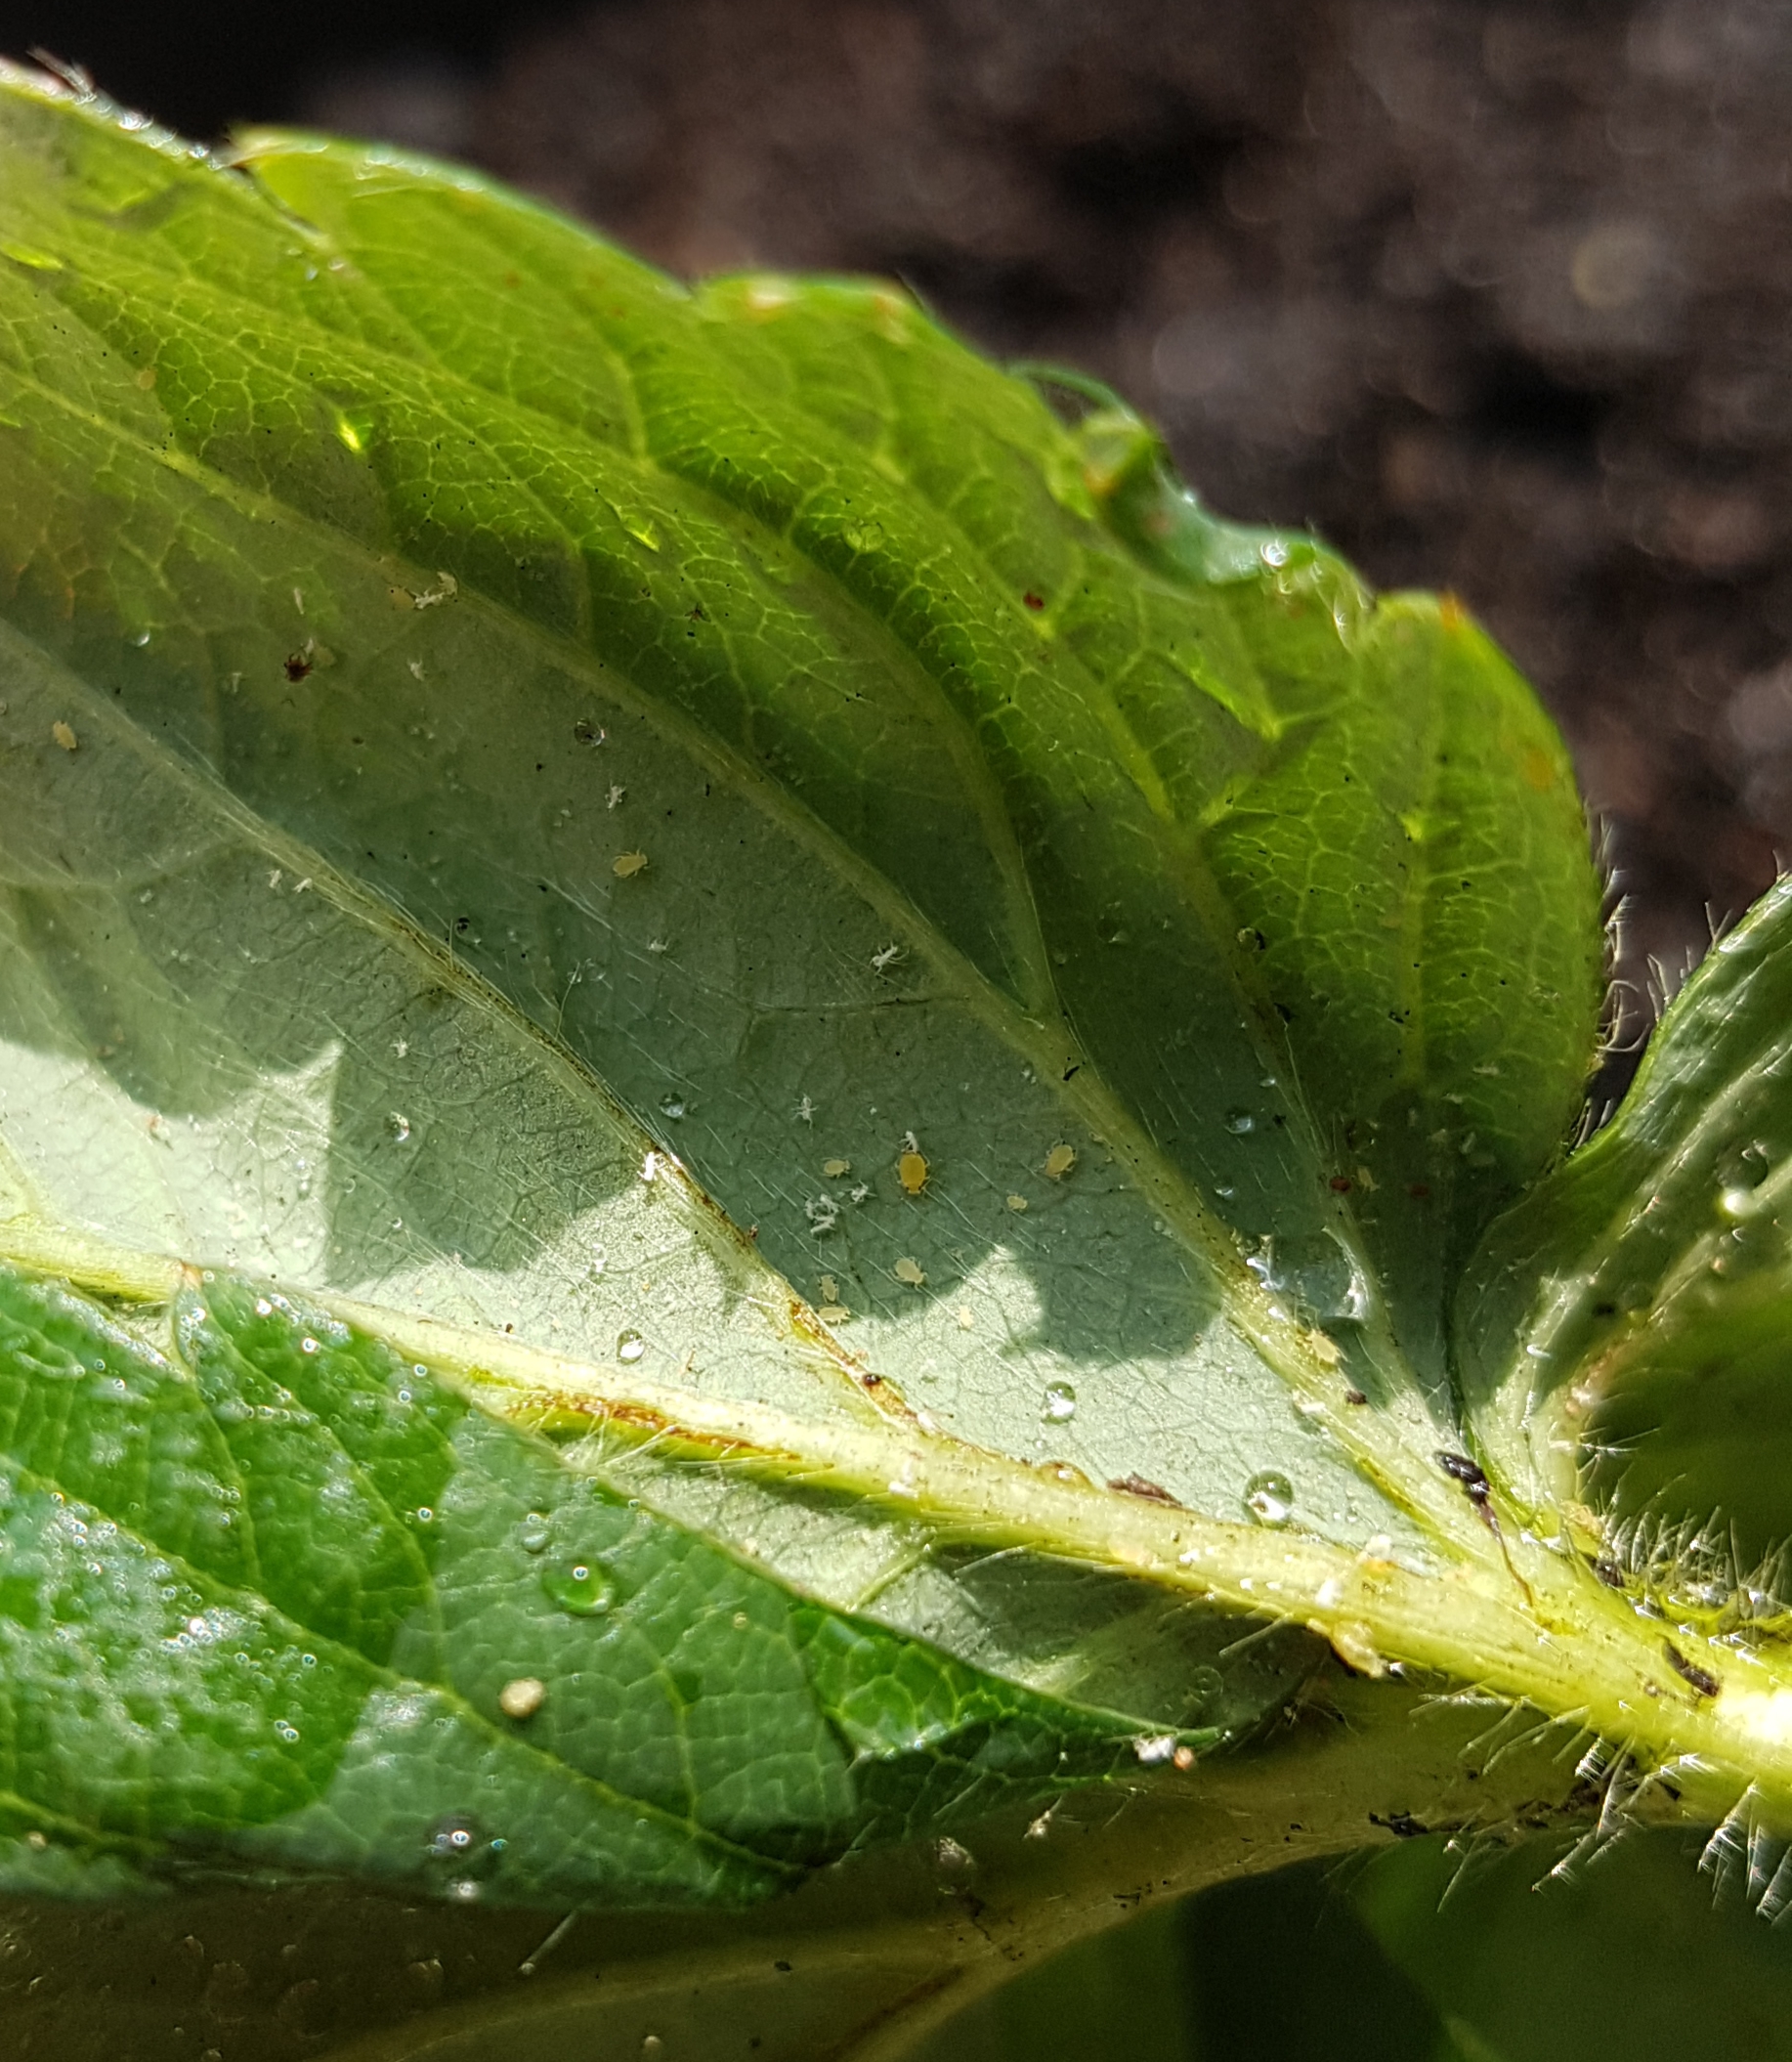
(0, 1259, 1181, 1903)
(39, 68, 1792, 1938)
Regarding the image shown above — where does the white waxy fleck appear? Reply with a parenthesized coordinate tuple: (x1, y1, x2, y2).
(1132, 1734, 1177, 1765)
(871, 942, 903, 970)
(606, 785, 625, 809)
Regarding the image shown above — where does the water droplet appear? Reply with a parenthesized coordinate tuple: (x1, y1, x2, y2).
(1224, 1108, 1255, 1135)
(658, 1094, 686, 1120)
(1244, 1470, 1295, 1527)
(387, 1112, 411, 1142)
(542, 1562, 616, 1616)
(1042, 1381, 1078, 1424)
(517, 1513, 552, 1555)
(1719, 1186, 1759, 1221)
(617, 1329, 646, 1364)
(423, 1814, 504, 1895)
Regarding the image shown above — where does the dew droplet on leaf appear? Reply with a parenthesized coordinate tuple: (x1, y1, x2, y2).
(1244, 1469, 1295, 1526)
(542, 1562, 615, 1616)
(1042, 1380, 1077, 1423)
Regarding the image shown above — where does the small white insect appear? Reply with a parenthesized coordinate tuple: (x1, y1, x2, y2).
(795, 1095, 815, 1124)
(871, 942, 903, 971)
(606, 785, 625, 809)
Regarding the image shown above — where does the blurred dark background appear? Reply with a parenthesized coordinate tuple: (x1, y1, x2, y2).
(9, 0, 1791, 1031)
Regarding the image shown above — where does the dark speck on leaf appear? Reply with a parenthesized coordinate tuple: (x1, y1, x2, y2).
(1370, 1811, 1426, 1838)
(283, 652, 312, 681)
(1023, 590, 1045, 610)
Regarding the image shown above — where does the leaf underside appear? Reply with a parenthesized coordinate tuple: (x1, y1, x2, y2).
(8, 63, 1788, 1957)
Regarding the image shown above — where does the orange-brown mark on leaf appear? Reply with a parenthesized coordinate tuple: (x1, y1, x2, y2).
(1521, 745, 1557, 793)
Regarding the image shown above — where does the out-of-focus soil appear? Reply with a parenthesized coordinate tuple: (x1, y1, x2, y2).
(313, 0, 1792, 1026)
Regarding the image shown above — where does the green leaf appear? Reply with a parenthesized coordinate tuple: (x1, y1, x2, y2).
(0, 62, 1788, 2062)
(1460, 877, 1792, 1567)
(0, 1260, 1174, 1904)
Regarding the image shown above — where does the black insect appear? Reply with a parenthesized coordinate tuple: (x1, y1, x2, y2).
(1664, 1643, 1721, 1698)
(1435, 1450, 1492, 1508)
(1436, 1450, 1534, 1604)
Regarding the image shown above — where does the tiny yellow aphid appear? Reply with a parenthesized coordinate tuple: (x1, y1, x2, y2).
(1044, 1143, 1077, 1181)
(823, 1158, 851, 1178)
(613, 850, 648, 879)
(894, 1257, 926, 1286)
(898, 1148, 929, 1195)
